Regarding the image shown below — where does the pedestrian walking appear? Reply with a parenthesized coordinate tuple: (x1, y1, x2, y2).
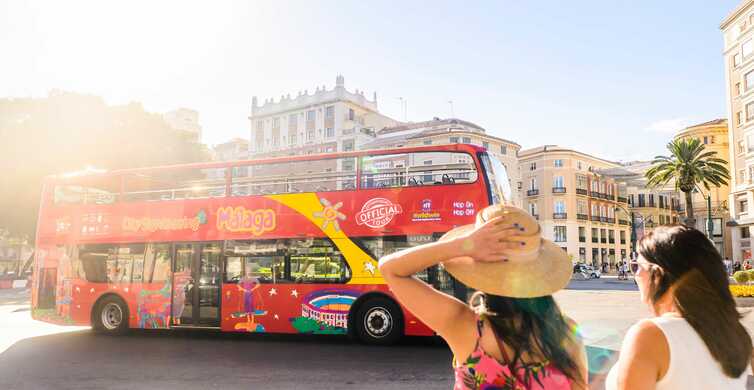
(723, 257, 732, 275)
(606, 226, 752, 389)
(379, 205, 588, 389)
(734, 260, 742, 273)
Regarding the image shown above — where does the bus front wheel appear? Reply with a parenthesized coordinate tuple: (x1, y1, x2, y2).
(354, 297, 403, 345)
(93, 295, 129, 335)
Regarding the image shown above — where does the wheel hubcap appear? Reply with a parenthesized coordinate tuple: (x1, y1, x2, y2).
(364, 307, 392, 338)
(101, 302, 123, 330)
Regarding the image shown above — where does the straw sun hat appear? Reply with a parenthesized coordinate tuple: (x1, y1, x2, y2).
(440, 204, 573, 298)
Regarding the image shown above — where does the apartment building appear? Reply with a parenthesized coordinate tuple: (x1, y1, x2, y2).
(518, 146, 631, 266)
(673, 119, 732, 257)
(248, 75, 398, 158)
(722, 2, 754, 262)
(361, 118, 522, 206)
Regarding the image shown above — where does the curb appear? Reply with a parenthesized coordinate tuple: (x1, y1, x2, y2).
(737, 297, 754, 308)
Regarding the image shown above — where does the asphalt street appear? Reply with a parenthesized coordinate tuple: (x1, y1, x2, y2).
(1, 278, 752, 390)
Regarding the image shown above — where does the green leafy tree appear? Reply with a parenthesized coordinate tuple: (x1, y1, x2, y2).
(645, 138, 729, 226)
(734, 270, 750, 285)
(0, 91, 211, 239)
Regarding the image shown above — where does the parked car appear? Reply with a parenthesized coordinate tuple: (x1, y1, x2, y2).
(573, 263, 601, 279)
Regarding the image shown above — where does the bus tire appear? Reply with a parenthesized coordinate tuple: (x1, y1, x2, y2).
(354, 297, 403, 345)
(92, 295, 129, 335)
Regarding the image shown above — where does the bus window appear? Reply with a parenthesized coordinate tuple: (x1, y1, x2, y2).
(78, 244, 118, 283)
(231, 157, 357, 196)
(143, 244, 171, 283)
(287, 238, 350, 283)
(122, 167, 226, 202)
(360, 152, 478, 188)
(479, 152, 512, 205)
(123, 244, 146, 283)
(54, 175, 119, 205)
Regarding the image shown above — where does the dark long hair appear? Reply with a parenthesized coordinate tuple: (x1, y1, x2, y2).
(638, 225, 752, 378)
(472, 293, 582, 384)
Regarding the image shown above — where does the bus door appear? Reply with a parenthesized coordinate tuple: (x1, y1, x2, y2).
(37, 267, 57, 309)
(172, 242, 222, 327)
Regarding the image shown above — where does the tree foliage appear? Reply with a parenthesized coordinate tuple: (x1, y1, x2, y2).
(0, 91, 210, 239)
(645, 138, 729, 223)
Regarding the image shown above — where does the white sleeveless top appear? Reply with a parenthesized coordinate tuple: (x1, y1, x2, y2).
(606, 315, 750, 390)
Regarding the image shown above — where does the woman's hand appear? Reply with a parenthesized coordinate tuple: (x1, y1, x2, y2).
(454, 216, 523, 262)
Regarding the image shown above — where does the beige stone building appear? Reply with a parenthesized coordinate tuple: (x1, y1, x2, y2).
(673, 119, 732, 257)
(722, 2, 754, 262)
(518, 146, 631, 266)
(361, 118, 522, 206)
(601, 162, 683, 246)
(249, 75, 398, 159)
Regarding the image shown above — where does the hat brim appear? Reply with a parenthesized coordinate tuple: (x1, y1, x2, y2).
(439, 224, 573, 298)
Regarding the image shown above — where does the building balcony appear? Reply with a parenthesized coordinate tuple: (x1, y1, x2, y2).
(577, 213, 588, 221)
(526, 189, 540, 196)
(600, 217, 608, 223)
(576, 188, 588, 196)
(648, 202, 656, 208)
(590, 191, 601, 198)
(620, 240, 627, 245)
(609, 239, 615, 244)
(618, 219, 630, 226)
(591, 238, 599, 243)
(552, 187, 567, 194)
(617, 196, 628, 203)
(591, 216, 601, 222)
(579, 237, 586, 243)
(553, 212, 567, 220)
(606, 218, 616, 224)
(601, 238, 607, 243)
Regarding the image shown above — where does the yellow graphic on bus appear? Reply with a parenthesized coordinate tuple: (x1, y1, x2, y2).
(265, 193, 383, 284)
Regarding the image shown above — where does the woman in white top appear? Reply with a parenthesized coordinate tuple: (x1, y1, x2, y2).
(606, 226, 753, 389)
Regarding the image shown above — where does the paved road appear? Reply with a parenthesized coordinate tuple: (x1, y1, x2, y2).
(1, 280, 752, 390)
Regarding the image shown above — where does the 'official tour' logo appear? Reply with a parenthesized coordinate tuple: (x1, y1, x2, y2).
(355, 198, 403, 229)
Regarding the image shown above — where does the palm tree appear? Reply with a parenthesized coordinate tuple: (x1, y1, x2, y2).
(645, 138, 729, 226)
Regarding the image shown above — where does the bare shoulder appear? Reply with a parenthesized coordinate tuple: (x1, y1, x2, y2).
(620, 319, 669, 375)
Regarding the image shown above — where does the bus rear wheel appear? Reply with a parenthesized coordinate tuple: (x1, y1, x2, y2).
(93, 295, 129, 335)
(354, 297, 403, 345)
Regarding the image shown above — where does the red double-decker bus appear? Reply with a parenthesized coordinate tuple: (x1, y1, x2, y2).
(31, 144, 510, 344)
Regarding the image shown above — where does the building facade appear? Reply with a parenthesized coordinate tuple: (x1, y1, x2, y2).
(361, 118, 522, 206)
(673, 119, 732, 257)
(248, 75, 398, 159)
(164, 108, 202, 142)
(518, 146, 631, 267)
(722, 2, 754, 262)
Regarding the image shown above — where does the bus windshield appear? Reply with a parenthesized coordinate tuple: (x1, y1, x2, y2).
(479, 152, 511, 205)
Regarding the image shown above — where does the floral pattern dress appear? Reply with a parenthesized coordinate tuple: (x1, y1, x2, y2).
(453, 321, 572, 390)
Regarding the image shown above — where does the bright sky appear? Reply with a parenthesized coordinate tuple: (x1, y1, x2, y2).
(0, 0, 742, 161)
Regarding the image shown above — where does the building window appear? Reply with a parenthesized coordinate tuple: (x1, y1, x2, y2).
(554, 159, 563, 167)
(450, 136, 459, 143)
(289, 134, 297, 145)
(462, 137, 471, 144)
(576, 161, 582, 170)
(553, 176, 564, 189)
(746, 71, 754, 91)
(744, 40, 753, 59)
(554, 200, 566, 214)
(530, 162, 536, 171)
(737, 111, 743, 126)
(306, 110, 316, 121)
(741, 199, 749, 214)
(748, 134, 754, 152)
(500, 145, 507, 155)
(325, 106, 334, 118)
(529, 178, 537, 190)
(739, 169, 746, 184)
(307, 130, 314, 141)
(710, 135, 715, 144)
(703, 136, 708, 144)
(554, 226, 567, 242)
(528, 202, 538, 216)
(737, 82, 742, 96)
(743, 227, 751, 238)
(423, 139, 432, 145)
(748, 102, 754, 121)
(638, 194, 646, 207)
(579, 227, 586, 243)
(482, 141, 489, 150)
(325, 128, 335, 138)
(591, 228, 599, 243)
(739, 140, 746, 154)
(734, 53, 742, 67)
(348, 108, 355, 121)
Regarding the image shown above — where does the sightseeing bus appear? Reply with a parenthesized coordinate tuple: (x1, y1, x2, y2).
(31, 144, 511, 344)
